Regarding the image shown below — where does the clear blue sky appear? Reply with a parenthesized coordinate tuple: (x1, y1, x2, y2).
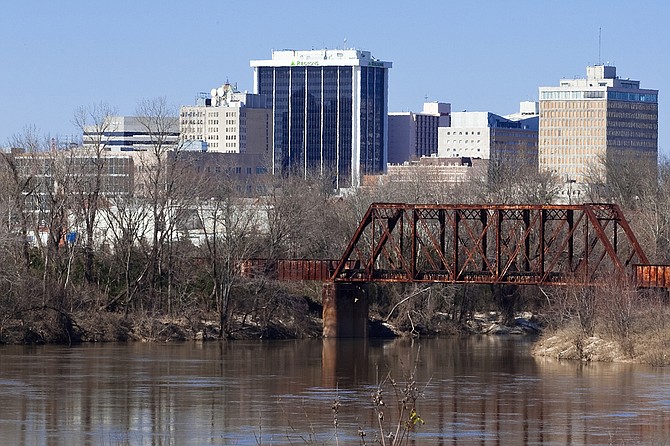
(1, 0, 668, 154)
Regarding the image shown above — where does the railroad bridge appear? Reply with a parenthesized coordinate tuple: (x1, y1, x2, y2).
(242, 203, 670, 337)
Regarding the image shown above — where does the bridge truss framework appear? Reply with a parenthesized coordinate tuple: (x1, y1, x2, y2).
(331, 203, 649, 286)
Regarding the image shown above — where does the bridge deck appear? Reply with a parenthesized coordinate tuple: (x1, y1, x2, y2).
(241, 203, 670, 289)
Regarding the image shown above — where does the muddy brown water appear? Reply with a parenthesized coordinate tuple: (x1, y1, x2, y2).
(1, 337, 669, 445)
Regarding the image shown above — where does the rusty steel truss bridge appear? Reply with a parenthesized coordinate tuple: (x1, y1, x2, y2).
(242, 202, 670, 289)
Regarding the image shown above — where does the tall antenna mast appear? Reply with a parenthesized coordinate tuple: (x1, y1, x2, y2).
(598, 27, 602, 65)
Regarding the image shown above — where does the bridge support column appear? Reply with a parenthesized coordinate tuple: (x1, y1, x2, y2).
(322, 282, 369, 338)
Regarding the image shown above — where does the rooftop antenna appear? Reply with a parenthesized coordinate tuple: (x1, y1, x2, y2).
(598, 27, 602, 65)
(343, 38, 347, 49)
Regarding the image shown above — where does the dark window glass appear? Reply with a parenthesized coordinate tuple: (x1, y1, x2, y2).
(338, 66, 352, 185)
(322, 67, 339, 178)
(306, 67, 322, 170)
(289, 67, 306, 173)
(272, 68, 290, 173)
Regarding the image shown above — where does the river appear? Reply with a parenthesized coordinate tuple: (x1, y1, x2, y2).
(0, 337, 669, 445)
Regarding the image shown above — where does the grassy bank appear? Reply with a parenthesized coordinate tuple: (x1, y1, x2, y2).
(532, 282, 670, 366)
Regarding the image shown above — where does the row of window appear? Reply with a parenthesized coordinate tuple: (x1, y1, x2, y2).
(542, 119, 606, 128)
(442, 139, 483, 144)
(443, 147, 482, 153)
(609, 101, 658, 111)
(540, 128, 606, 137)
(540, 91, 657, 103)
(181, 110, 205, 117)
(542, 100, 606, 110)
(181, 109, 247, 117)
(608, 120, 658, 130)
(608, 129, 658, 138)
(443, 131, 482, 136)
(542, 110, 605, 118)
(609, 139, 657, 148)
(195, 166, 266, 174)
(541, 91, 604, 100)
(540, 146, 605, 154)
(608, 111, 658, 120)
(608, 91, 658, 103)
(541, 138, 606, 146)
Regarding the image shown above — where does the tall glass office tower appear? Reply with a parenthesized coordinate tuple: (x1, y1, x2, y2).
(251, 49, 391, 188)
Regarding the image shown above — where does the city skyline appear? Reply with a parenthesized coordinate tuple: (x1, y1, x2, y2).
(1, 1, 667, 154)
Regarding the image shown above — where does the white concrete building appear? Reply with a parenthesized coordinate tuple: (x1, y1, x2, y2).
(504, 101, 539, 121)
(388, 102, 451, 164)
(438, 110, 538, 168)
(83, 116, 179, 152)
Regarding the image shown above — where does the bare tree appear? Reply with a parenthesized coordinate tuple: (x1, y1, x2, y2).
(3, 126, 46, 267)
(38, 150, 77, 299)
(585, 154, 670, 262)
(585, 153, 657, 207)
(134, 97, 185, 306)
(194, 189, 260, 336)
(0, 149, 31, 338)
(98, 195, 151, 314)
(72, 102, 117, 283)
(475, 159, 561, 204)
(261, 175, 331, 259)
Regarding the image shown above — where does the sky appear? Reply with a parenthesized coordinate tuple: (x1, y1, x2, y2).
(1, 0, 668, 153)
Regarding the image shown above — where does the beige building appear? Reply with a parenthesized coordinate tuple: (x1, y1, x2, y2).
(538, 65, 658, 183)
(180, 82, 271, 156)
(380, 156, 485, 185)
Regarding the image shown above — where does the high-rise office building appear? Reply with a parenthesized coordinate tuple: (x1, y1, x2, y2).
(388, 102, 451, 164)
(250, 49, 392, 188)
(538, 65, 658, 183)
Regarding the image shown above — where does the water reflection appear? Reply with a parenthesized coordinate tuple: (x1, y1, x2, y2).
(0, 337, 669, 445)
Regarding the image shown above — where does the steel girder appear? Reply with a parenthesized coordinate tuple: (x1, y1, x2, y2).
(331, 203, 649, 285)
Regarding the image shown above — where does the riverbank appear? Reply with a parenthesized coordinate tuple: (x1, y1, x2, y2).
(0, 302, 324, 344)
(532, 323, 670, 366)
(3, 287, 670, 368)
(0, 301, 541, 344)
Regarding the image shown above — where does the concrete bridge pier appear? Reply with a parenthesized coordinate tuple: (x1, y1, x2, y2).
(322, 282, 369, 338)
